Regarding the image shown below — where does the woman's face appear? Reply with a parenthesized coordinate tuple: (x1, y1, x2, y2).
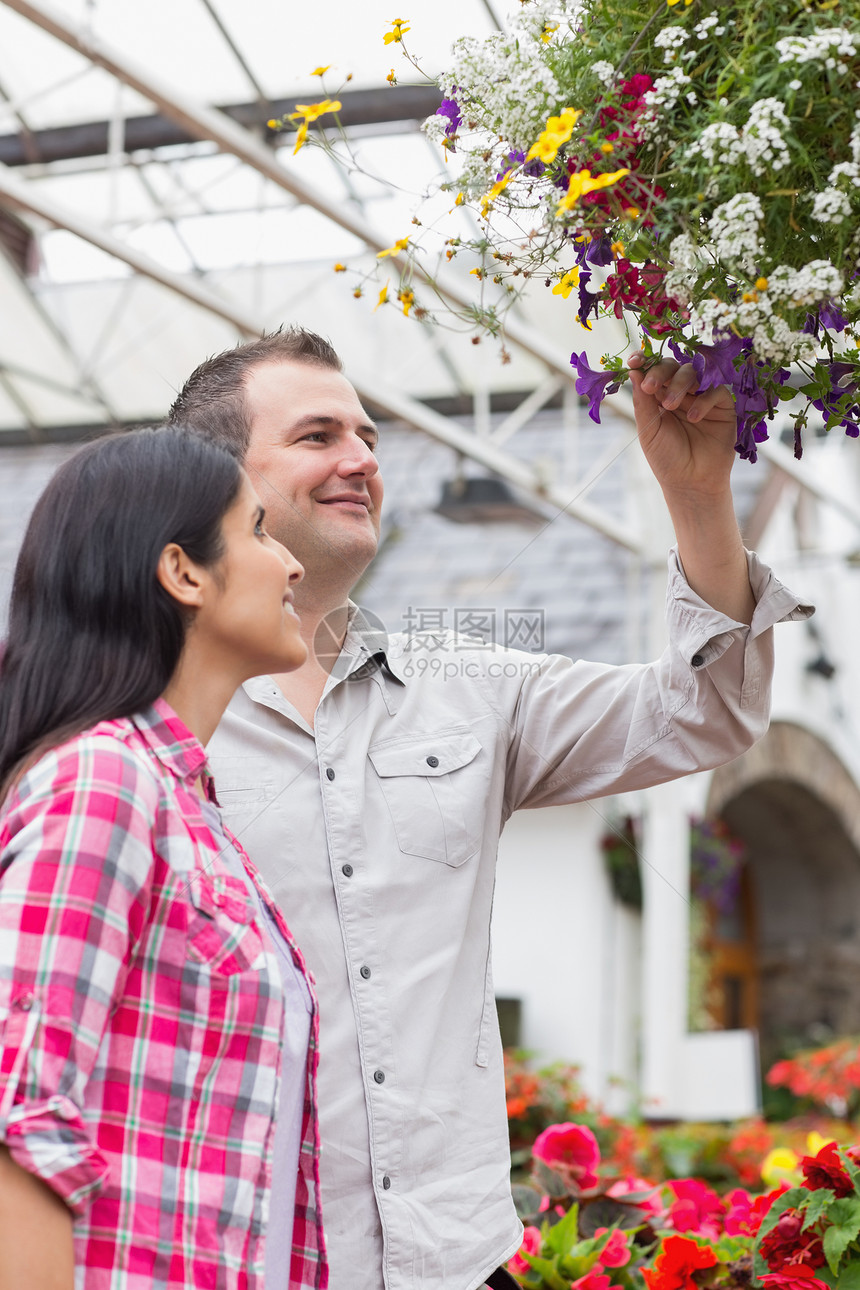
(198, 472, 307, 677)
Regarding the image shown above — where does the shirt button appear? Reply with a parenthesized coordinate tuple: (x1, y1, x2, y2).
(15, 994, 34, 1012)
(326, 767, 336, 781)
(382, 1175, 391, 1190)
(691, 653, 704, 668)
(360, 965, 371, 979)
(342, 864, 354, 877)
(426, 755, 439, 768)
(373, 1069, 385, 1084)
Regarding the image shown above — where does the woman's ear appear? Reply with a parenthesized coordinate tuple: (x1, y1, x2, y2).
(156, 543, 207, 608)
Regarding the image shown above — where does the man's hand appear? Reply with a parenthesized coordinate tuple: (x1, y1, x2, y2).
(627, 351, 754, 625)
(627, 351, 737, 502)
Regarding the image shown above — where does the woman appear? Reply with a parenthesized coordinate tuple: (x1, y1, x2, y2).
(0, 427, 327, 1289)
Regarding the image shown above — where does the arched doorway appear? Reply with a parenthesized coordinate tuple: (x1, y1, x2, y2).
(706, 723, 860, 1074)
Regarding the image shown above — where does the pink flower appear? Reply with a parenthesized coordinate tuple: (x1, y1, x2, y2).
(532, 1122, 600, 1189)
(666, 1179, 724, 1239)
(594, 1227, 631, 1268)
(571, 1270, 621, 1290)
(723, 1188, 755, 1236)
(607, 1175, 663, 1217)
(508, 1226, 541, 1277)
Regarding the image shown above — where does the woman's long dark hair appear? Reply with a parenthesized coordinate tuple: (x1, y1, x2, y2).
(0, 425, 242, 797)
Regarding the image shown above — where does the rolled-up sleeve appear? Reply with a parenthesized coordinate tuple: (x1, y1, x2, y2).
(0, 737, 158, 1213)
(504, 548, 813, 812)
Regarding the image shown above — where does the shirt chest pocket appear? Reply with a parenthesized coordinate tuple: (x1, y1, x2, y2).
(368, 731, 483, 866)
(185, 870, 265, 976)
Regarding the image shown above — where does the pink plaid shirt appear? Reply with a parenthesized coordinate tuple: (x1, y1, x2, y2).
(0, 699, 327, 1289)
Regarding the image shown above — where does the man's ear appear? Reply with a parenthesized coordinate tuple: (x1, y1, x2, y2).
(156, 543, 207, 608)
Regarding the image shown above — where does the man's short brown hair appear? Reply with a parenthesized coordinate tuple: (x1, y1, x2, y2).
(167, 326, 343, 459)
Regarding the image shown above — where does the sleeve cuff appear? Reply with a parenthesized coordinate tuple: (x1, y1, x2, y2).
(667, 546, 815, 669)
(4, 1097, 110, 1215)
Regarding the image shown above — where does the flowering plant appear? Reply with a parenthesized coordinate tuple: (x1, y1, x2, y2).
(507, 1117, 860, 1288)
(328, 2, 860, 462)
(767, 1038, 860, 1121)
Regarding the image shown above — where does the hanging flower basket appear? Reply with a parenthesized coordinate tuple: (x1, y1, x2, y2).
(335, 1, 860, 462)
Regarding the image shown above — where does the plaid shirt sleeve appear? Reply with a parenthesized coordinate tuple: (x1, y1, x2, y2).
(0, 735, 160, 1213)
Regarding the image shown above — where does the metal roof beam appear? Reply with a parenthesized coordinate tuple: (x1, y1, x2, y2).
(0, 85, 444, 167)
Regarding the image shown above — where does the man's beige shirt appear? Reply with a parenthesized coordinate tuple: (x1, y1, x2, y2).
(207, 550, 810, 1290)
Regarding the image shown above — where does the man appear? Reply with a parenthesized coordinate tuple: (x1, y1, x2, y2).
(168, 329, 809, 1290)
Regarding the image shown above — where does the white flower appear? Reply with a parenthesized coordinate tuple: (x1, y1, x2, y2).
(788, 79, 802, 91)
(811, 187, 853, 224)
(829, 160, 860, 188)
(766, 260, 844, 307)
(687, 121, 742, 167)
(591, 60, 615, 86)
(775, 28, 859, 71)
(693, 14, 718, 38)
(742, 98, 791, 174)
(641, 67, 691, 137)
(654, 26, 689, 64)
(708, 192, 764, 268)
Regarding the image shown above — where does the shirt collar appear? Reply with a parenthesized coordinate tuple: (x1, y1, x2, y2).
(130, 697, 209, 785)
(342, 602, 408, 686)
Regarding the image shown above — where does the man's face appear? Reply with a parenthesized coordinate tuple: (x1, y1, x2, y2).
(242, 360, 383, 592)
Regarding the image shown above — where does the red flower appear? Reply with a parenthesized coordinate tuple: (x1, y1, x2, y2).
(641, 1235, 717, 1290)
(532, 1122, 600, 1189)
(759, 1270, 831, 1290)
(607, 1174, 663, 1217)
(800, 1141, 853, 1197)
(594, 1227, 631, 1268)
(507, 1226, 541, 1277)
(666, 1179, 724, 1239)
(758, 1211, 825, 1272)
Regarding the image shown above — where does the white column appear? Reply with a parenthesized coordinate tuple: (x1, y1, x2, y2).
(639, 778, 691, 1118)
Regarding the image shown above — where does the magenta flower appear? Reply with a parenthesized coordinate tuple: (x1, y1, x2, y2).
(532, 1121, 600, 1188)
(571, 351, 623, 422)
(507, 1225, 541, 1277)
(666, 1178, 724, 1239)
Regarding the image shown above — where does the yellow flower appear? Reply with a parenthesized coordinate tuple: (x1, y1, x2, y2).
(333, 263, 347, 272)
(552, 268, 580, 298)
(556, 166, 630, 213)
(525, 107, 581, 164)
(624, 205, 640, 219)
(667, 0, 693, 6)
(480, 171, 512, 216)
(288, 99, 342, 152)
(374, 283, 389, 311)
(289, 98, 342, 124)
(540, 22, 559, 42)
(806, 1131, 834, 1156)
(383, 17, 410, 44)
(310, 65, 331, 77)
(761, 1147, 800, 1188)
(267, 117, 279, 129)
(755, 277, 769, 291)
(377, 236, 410, 259)
(454, 192, 464, 206)
(470, 267, 484, 278)
(601, 142, 615, 153)
(353, 287, 363, 298)
(398, 288, 415, 316)
(386, 68, 397, 85)
(611, 240, 625, 256)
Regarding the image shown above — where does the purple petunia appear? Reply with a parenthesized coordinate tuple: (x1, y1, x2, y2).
(731, 357, 770, 462)
(803, 300, 848, 336)
(576, 270, 602, 331)
(437, 94, 462, 140)
(812, 360, 860, 437)
(692, 333, 747, 391)
(497, 149, 545, 180)
(570, 351, 622, 422)
(573, 236, 614, 269)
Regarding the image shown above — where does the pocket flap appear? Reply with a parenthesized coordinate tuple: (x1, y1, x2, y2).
(369, 732, 481, 778)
